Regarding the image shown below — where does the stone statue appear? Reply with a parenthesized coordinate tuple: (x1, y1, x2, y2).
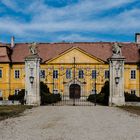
(112, 42, 122, 56)
(29, 42, 37, 55)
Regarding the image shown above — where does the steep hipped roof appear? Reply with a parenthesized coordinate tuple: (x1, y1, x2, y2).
(11, 42, 140, 63)
(0, 44, 11, 62)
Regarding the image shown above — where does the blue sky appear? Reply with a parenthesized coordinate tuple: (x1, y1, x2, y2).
(0, 0, 140, 43)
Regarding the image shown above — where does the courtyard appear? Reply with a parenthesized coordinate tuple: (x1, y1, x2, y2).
(0, 105, 140, 140)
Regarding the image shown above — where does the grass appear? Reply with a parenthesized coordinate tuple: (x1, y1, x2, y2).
(119, 106, 140, 116)
(0, 105, 33, 121)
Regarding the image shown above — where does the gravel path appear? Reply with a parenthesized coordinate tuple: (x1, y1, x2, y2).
(0, 105, 140, 140)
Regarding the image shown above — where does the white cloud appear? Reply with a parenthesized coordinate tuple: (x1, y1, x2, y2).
(27, 0, 136, 22)
(55, 34, 94, 42)
(0, 0, 140, 42)
(1, 0, 17, 10)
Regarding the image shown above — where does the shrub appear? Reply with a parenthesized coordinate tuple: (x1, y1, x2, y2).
(125, 92, 140, 102)
(40, 81, 50, 94)
(87, 93, 107, 105)
(41, 93, 61, 105)
(87, 94, 96, 102)
(8, 95, 15, 101)
(40, 82, 61, 105)
(100, 81, 109, 105)
(8, 89, 25, 104)
(87, 81, 109, 106)
(17, 89, 25, 104)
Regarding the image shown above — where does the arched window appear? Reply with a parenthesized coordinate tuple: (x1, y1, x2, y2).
(79, 70, 84, 79)
(66, 69, 71, 79)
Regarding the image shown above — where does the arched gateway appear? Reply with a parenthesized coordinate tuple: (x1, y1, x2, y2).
(69, 84, 81, 99)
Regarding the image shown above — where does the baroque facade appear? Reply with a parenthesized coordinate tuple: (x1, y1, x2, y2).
(0, 34, 140, 100)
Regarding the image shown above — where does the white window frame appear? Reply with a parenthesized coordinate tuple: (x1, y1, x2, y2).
(131, 89, 136, 95)
(130, 69, 136, 79)
(53, 70, 58, 79)
(53, 89, 58, 94)
(79, 69, 84, 79)
(40, 69, 46, 79)
(66, 69, 72, 79)
(14, 70, 20, 79)
(14, 89, 20, 95)
(92, 70, 96, 79)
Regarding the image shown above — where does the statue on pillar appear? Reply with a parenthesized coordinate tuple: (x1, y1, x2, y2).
(29, 42, 38, 55)
(112, 42, 122, 56)
(108, 42, 125, 106)
(25, 42, 41, 106)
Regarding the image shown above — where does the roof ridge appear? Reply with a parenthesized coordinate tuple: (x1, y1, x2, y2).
(14, 41, 136, 45)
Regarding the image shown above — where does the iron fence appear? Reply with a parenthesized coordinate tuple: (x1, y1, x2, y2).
(50, 95, 95, 106)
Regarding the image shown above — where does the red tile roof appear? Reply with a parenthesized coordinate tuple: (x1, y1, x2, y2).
(11, 42, 140, 63)
(0, 45, 11, 62)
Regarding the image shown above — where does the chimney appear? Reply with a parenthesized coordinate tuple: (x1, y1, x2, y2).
(135, 33, 140, 43)
(11, 36, 15, 48)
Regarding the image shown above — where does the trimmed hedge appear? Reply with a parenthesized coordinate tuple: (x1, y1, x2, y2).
(40, 82, 61, 105)
(7, 82, 62, 105)
(41, 93, 61, 105)
(88, 91, 140, 106)
(87, 93, 108, 105)
(87, 81, 109, 106)
(40, 81, 50, 93)
(8, 89, 25, 104)
(125, 92, 140, 102)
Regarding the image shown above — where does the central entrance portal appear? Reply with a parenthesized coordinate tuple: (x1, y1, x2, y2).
(69, 84, 81, 99)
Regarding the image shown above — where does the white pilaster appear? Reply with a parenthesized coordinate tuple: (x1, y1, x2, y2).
(108, 56, 125, 106)
(25, 55, 41, 106)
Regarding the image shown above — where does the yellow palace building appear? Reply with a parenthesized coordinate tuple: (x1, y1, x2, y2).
(0, 34, 140, 100)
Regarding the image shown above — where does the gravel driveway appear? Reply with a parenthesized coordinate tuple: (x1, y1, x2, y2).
(0, 105, 140, 140)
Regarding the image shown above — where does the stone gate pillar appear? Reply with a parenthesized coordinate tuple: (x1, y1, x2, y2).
(108, 43, 125, 106)
(25, 43, 41, 106)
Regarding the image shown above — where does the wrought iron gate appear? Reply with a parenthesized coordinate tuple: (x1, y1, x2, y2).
(52, 95, 94, 106)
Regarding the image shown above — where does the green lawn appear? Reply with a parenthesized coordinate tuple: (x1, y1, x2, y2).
(119, 106, 140, 116)
(0, 105, 33, 121)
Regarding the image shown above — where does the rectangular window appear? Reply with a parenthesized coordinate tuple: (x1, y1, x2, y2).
(131, 90, 136, 95)
(79, 70, 84, 79)
(0, 69, 2, 78)
(131, 70, 136, 79)
(105, 70, 109, 79)
(14, 89, 20, 95)
(40, 70, 46, 79)
(53, 70, 58, 79)
(15, 70, 20, 79)
(0, 90, 2, 97)
(66, 69, 71, 79)
(92, 70, 96, 79)
(53, 89, 58, 94)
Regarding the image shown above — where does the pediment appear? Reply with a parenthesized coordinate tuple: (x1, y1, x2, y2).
(46, 47, 104, 64)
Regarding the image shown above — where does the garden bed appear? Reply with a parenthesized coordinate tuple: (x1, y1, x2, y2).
(0, 105, 32, 121)
(118, 106, 140, 116)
